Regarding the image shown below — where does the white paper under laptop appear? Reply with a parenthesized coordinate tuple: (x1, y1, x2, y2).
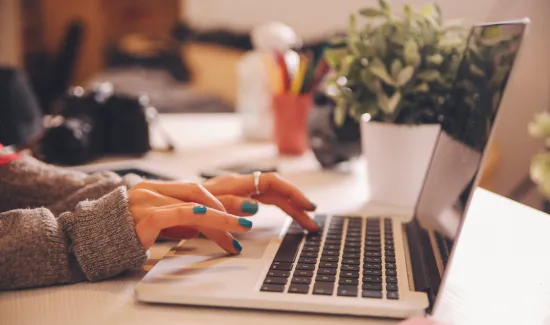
(135, 19, 529, 319)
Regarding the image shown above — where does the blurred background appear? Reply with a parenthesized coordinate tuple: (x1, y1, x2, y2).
(1, 0, 550, 210)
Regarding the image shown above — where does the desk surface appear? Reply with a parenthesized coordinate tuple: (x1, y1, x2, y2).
(3, 114, 550, 325)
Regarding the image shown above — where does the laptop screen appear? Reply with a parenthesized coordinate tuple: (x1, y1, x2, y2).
(413, 21, 527, 288)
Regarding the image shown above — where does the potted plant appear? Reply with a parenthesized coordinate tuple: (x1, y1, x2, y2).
(323, 0, 469, 207)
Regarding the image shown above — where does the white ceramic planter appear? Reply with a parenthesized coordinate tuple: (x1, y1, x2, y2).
(360, 115, 440, 209)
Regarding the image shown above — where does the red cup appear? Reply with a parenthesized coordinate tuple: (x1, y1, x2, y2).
(271, 93, 312, 155)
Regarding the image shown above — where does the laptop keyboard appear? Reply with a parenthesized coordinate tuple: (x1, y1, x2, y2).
(435, 232, 454, 267)
(261, 215, 399, 299)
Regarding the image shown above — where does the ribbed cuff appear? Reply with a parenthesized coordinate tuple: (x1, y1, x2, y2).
(59, 187, 147, 281)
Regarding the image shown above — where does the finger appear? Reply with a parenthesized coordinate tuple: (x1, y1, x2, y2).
(204, 173, 316, 211)
(216, 195, 259, 216)
(199, 227, 243, 255)
(139, 181, 226, 212)
(255, 193, 319, 232)
(136, 204, 252, 249)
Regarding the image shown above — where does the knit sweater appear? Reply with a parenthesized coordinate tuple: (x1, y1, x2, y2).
(0, 155, 148, 290)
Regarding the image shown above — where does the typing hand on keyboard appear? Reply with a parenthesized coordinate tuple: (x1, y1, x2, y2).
(203, 172, 319, 231)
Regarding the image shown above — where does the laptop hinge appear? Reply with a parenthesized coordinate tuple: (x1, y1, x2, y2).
(404, 219, 439, 310)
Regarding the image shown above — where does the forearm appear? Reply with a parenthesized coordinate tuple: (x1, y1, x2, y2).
(0, 188, 147, 290)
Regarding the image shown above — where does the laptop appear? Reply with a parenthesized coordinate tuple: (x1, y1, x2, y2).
(135, 20, 529, 319)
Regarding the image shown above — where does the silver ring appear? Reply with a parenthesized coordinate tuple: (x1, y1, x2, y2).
(253, 171, 262, 196)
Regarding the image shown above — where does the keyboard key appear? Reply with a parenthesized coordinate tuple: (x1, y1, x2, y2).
(296, 264, 315, 270)
(366, 257, 382, 263)
(326, 235, 342, 240)
(343, 247, 361, 253)
(362, 290, 383, 299)
(264, 277, 288, 285)
(267, 270, 290, 277)
(261, 284, 285, 292)
(364, 269, 382, 276)
(387, 291, 399, 300)
(288, 284, 310, 294)
(321, 255, 339, 262)
(343, 252, 361, 258)
(339, 278, 358, 285)
(318, 268, 337, 275)
(313, 282, 334, 295)
(307, 234, 322, 241)
(319, 261, 338, 268)
(386, 269, 397, 276)
(385, 251, 395, 257)
(341, 265, 360, 271)
(324, 244, 340, 251)
(345, 237, 362, 243)
(301, 252, 319, 258)
(363, 276, 382, 283)
(386, 263, 396, 269)
(364, 263, 382, 269)
(342, 258, 360, 265)
(362, 283, 382, 290)
(365, 246, 382, 252)
(340, 271, 359, 278)
(337, 285, 358, 297)
(302, 246, 319, 252)
(294, 270, 314, 277)
(344, 242, 361, 248)
(386, 276, 398, 283)
(273, 233, 304, 263)
(385, 240, 394, 246)
(385, 245, 395, 251)
(324, 239, 342, 245)
(322, 250, 339, 256)
(365, 241, 381, 247)
(386, 257, 396, 263)
(298, 257, 317, 264)
(316, 275, 336, 282)
(271, 262, 293, 271)
(366, 252, 381, 257)
(292, 277, 312, 284)
(386, 283, 398, 291)
(304, 241, 321, 247)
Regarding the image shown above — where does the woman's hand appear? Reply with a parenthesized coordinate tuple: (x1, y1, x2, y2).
(128, 181, 252, 253)
(202, 172, 319, 231)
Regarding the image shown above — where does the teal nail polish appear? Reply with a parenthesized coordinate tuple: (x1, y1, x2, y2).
(241, 201, 259, 214)
(193, 205, 207, 214)
(233, 239, 242, 253)
(310, 201, 317, 210)
(238, 218, 253, 229)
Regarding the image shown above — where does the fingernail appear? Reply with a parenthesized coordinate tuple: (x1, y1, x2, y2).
(310, 201, 317, 210)
(238, 218, 253, 229)
(241, 201, 259, 214)
(233, 239, 243, 253)
(193, 205, 207, 214)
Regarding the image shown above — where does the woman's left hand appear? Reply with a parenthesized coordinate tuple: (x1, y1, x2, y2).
(202, 172, 319, 231)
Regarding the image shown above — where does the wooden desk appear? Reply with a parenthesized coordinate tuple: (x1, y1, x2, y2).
(2, 114, 549, 325)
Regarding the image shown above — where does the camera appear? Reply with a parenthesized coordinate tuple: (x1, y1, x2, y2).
(35, 83, 155, 165)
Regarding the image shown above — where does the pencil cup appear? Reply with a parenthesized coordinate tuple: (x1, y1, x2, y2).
(271, 93, 313, 156)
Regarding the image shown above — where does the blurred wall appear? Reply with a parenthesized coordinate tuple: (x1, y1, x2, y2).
(0, 0, 22, 67)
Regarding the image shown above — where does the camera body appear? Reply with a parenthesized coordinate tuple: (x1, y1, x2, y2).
(36, 83, 151, 165)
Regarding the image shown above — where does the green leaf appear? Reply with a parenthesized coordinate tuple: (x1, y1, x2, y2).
(361, 70, 382, 93)
(420, 4, 436, 18)
(369, 58, 395, 86)
(403, 39, 421, 68)
(334, 101, 348, 127)
(377, 92, 390, 114)
(434, 3, 443, 24)
(469, 64, 485, 77)
(417, 70, 441, 82)
(391, 59, 403, 79)
(348, 13, 358, 40)
(427, 54, 443, 65)
(404, 4, 412, 22)
(412, 82, 430, 92)
(387, 92, 402, 113)
(379, 0, 390, 13)
(397, 66, 414, 86)
(359, 8, 384, 17)
(324, 49, 345, 69)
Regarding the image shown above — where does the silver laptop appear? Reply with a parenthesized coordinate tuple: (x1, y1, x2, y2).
(135, 20, 529, 319)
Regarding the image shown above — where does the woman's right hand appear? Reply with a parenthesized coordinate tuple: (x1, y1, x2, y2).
(128, 181, 253, 253)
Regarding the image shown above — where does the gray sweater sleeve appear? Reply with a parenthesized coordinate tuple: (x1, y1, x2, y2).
(0, 155, 148, 290)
